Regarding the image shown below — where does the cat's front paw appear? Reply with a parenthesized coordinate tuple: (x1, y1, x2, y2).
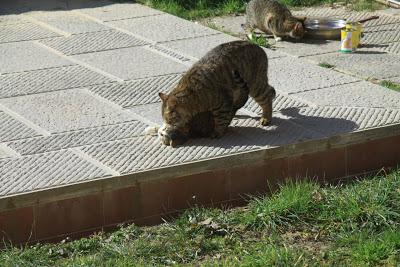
(260, 117, 271, 126)
(274, 36, 282, 42)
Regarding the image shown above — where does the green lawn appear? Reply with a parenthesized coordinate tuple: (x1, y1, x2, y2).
(380, 80, 400, 92)
(136, 0, 247, 20)
(1, 170, 400, 266)
(136, 0, 384, 20)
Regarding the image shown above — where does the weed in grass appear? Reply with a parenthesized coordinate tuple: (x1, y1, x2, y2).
(380, 80, 400, 92)
(248, 33, 271, 48)
(318, 62, 335, 69)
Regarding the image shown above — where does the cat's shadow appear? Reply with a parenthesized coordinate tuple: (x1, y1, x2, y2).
(0, 0, 128, 15)
(179, 107, 358, 149)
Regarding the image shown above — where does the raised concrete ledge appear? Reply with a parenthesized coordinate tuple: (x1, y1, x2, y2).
(1, 122, 399, 213)
(1, 123, 400, 246)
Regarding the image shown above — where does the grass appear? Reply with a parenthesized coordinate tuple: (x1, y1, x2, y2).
(380, 80, 400, 92)
(135, 0, 384, 20)
(318, 62, 335, 69)
(247, 33, 271, 48)
(136, 0, 247, 20)
(1, 169, 400, 266)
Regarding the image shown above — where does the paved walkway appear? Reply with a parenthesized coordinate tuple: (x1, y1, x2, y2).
(207, 7, 400, 82)
(0, 1, 400, 199)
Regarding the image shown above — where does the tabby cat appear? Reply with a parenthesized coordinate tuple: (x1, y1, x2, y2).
(245, 0, 306, 41)
(156, 40, 276, 147)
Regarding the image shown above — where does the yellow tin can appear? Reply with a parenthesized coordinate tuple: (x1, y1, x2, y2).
(340, 28, 358, 53)
(345, 22, 362, 47)
(354, 22, 363, 47)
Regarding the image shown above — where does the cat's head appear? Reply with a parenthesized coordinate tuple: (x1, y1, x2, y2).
(158, 92, 190, 147)
(287, 16, 306, 39)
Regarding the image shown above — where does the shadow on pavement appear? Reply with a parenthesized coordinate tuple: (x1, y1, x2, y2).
(178, 107, 358, 148)
(0, 0, 130, 15)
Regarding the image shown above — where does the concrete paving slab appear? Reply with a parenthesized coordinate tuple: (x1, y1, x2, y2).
(75, 3, 163, 22)
(0, 22, 60, 43)
(89, 73, 182, 108)
(41, 29, 148, 55)
(268, 56, 360, 94)
(274, 39, 340, 57)
(380, 41, 400, 55)
(292, 6, 348, 19)
(0, 112, 40, 142)
(307, 51, 400, 79)
(285, 106, 400, 136)
(341, 11, 400, 28)
(230, 112, 324, 146)
(108, 13, 219, 43)
(378, 8, 400, 17)
(7, 121, 147, 155)
(74, 46, 189, 80)
(0, 65, 114, 98)
(0, 89, 136, 133)
(128, 103, 163, 125)
(160, 34, 240, 59)
(0, 15, 30, 25)
(28, 11, 109, 34)
(81, 110, 328, 175)
(80, 134, 256, 174)
(147, 45, 192, 62)
(0, 145, 14, 159)
(293, 81, 400, 108)
(0, 150, 110, 197)
(205, 15, 246, 36)
(0, 42, 73, 74)
(363, 23, 400, 45)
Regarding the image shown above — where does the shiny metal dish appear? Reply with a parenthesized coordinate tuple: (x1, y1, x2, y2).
(304, 19, 346, 40)
(304, 16, 379, 40)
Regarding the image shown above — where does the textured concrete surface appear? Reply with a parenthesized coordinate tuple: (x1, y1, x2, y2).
(210, 6, 400, 61)
(0, 1, 399, 199)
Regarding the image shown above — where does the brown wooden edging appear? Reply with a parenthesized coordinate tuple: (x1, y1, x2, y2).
(1, 124, 400, 246)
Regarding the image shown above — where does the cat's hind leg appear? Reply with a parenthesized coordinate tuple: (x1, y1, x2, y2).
(211, 98, 234, 138)
(251, 84, 276, 126)
(232, 70, 250, 112)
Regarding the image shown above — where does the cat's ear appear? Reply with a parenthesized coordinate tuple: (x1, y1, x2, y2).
(159, 92, 168, 102)
(295, 16, 307, 22)
(295, 22, 303, 30)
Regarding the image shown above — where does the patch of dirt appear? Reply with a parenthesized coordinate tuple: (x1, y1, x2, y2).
(281, 229, 332, 257)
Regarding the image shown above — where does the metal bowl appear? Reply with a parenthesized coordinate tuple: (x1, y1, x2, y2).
(304, 19, 346, 40)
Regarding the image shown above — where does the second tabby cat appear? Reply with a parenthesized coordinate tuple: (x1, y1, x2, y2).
(245, 0, 306, 42)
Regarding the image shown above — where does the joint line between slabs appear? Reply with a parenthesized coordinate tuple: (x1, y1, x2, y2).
(144, 45, 194, 67)
(0, 102, 51, 137)
(70, 10, 155, 45)
(71, 147, 120, 176)
(82, 89, 158, 127)
(0, 143, 21, 158)
(33, 41, 125, 83)
(22, 14, 71, 37)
